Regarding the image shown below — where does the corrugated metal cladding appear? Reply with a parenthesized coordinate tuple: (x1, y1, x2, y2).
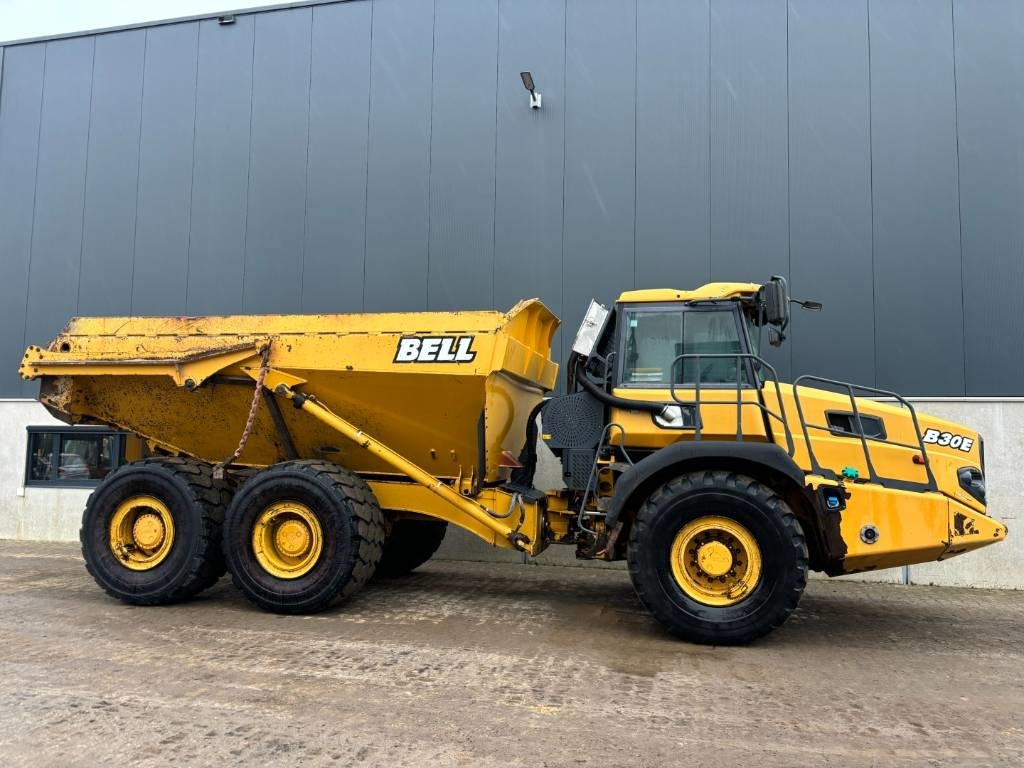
(1, 0, 1022, 397)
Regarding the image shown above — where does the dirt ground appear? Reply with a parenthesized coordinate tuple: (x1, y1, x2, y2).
(0, 540, 1021, 767)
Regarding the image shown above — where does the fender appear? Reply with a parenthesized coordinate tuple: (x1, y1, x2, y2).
(605, 441, 808, 529)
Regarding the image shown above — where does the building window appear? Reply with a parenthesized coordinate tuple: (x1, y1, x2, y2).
(25, 427, 126, 488)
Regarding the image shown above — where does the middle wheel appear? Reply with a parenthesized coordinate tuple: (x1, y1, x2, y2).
(222, 460, 386, 614)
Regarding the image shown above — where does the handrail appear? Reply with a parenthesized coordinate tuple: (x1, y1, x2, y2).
(620, 354, 935, 493)
(667, 353, 795, 457)
(792, 375, 937, 492)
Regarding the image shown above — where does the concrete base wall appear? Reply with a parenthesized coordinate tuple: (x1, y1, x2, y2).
(898, 400, 1021, 589)
(2, 398, 1020, 588)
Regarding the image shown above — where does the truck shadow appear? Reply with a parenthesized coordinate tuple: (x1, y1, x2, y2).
(354, 563, 1023, 656)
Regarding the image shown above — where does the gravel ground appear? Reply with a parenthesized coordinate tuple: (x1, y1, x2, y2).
(0, 539, 1021, 767)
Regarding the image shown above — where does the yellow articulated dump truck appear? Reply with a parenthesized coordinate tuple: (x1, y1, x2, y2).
(19, 277, 1006, 644)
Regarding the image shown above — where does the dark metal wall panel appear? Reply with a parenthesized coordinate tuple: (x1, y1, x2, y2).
(709, 0, 790, 377)
(562, 0, 636, 322)
(78, 30, 144, 318)
(493, 0, 566, 359)
(635, 0, 710, 289)
(131, 23, 198, 315)
(709, 0, 789, 281)
(954, 0, 1024, 396)
(302, 1, 371, 313)
(187, 17, 254, 316)
(869, 0, 964, 395)
(243, 9, 312, 314)
(23, 38, 93, 354)
(0, 44, 44, 396)
(426, 0, 498, 312)
(3, 0, 1024, 398)
(363, 0, 434, 312)
(787, 0, 874, 386)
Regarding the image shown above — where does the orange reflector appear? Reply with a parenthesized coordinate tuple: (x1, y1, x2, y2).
(499, 450, 523, 469)
(913, 454, 926, 465)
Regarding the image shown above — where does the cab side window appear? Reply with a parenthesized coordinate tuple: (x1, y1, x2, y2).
(622, 309, 746, 386)
(624, 311, 683, 384)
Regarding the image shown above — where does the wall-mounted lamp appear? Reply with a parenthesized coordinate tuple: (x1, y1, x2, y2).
(520, 71, 542, 110)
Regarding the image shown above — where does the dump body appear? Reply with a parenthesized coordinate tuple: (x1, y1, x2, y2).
(20, 300, 559, 487)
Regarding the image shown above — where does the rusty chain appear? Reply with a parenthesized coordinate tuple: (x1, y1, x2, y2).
(212, 345, 271, 480)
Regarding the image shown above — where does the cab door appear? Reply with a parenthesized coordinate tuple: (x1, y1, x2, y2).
(608, 304, 770, 449)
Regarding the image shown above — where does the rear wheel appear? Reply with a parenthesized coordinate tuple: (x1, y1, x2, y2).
(375, 518, 448, 578)
(222, 460, 386, 614)
(80, 458, 231, 605)
(628, 471, 807, 645)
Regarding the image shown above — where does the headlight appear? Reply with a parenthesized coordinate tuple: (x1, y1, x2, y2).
(957, 466, 986, 506)
(653, 404, 699, 429)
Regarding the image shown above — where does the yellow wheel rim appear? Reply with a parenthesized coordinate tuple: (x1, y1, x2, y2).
(669, 515, 763, 607)
(109, 495, 176, 571)
(252, 501, 323, 579)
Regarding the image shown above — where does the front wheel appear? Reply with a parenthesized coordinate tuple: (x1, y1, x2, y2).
(628, 471, 807, 645)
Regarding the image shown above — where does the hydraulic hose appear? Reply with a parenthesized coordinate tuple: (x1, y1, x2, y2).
(574, 359, 667, 414)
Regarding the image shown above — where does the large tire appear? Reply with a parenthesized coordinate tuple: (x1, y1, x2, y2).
(628, 471, 807, 645)
(80, 458, 232, 605)
(222, 460, 386, 614)
(375, 518, 448, 578)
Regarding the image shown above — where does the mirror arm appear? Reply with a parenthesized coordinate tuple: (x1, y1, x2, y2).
(791, 298, 823, 311)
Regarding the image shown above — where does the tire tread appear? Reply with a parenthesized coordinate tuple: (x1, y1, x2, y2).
(375, 518, 449, 579)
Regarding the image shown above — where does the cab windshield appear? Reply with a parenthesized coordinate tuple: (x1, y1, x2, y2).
(621, 307, 748, 387)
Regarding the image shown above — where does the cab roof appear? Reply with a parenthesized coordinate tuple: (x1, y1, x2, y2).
(617, 282, 761, 304)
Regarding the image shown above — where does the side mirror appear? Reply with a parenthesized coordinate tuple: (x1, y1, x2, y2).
(762, 276, 789, 327)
